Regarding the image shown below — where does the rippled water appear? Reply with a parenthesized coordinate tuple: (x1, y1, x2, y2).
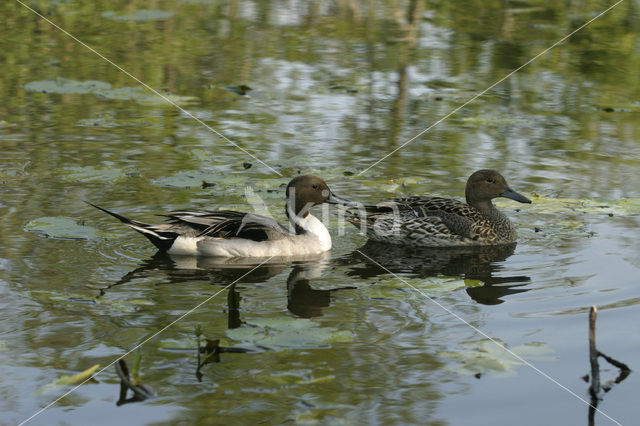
(1, 1, 640, 425)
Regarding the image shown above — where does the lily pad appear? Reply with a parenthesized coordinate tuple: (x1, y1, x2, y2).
(102, 10, 173, 21)
(25, 217, 104, 240)
(39, 364, 100, 393)
(96, 86, 198, 106)
(496, 195, 640, 216)
(24, 78, 111, 94)
(440, 339, 554, 377)
(61, 165, 130, 183)
(25, 78, 197, 107)
(135, 92, 198, 107)
(151, 170, 222, 188)
(363, 276, 472, 300)
(226, 317, 353, 350)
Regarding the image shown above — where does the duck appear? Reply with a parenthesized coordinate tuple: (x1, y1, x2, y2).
(344, 169, 531, 247)
(88, 175, 354, 257)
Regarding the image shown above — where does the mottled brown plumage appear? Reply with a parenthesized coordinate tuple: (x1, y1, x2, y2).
(346, 170, 531, 247)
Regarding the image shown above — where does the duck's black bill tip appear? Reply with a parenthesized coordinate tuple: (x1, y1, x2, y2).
(501, 187, 531, 204)
(326, 192, 358, 206)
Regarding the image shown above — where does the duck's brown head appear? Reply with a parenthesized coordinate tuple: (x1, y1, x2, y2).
(465, 169, 531, 210)
(285, 175, 354, 218)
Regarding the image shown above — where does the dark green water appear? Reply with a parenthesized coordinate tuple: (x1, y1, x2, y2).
(1, 1, 639, 424)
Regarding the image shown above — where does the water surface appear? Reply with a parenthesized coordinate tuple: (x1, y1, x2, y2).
(1, 1, 639, 425)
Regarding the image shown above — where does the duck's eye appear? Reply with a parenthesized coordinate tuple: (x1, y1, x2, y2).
(486, 178, 494, 183)
(312, 184, 319, 189)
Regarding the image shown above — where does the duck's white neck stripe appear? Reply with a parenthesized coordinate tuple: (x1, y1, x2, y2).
(291, 213, 331, 251)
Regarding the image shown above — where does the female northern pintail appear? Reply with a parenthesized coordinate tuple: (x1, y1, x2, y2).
(345, 169, 531, 247)
(89, 175, 354, 257)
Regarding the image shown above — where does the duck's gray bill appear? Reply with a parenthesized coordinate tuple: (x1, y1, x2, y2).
(326, 192, 358, 206)
(501, 186, 531, 204)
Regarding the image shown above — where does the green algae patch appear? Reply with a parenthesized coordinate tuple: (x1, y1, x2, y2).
(25, 216, 106, 240)
(39, 364, 100, 393)
(440, 339, 554, 377)
(102, 10, 173, 21)
(226, 317, 353, 350)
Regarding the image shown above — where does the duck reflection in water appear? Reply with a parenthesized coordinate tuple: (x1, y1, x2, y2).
(287, 260, 356, 318)
(99, 252, 354, 319)
(341, 241, 531, 305)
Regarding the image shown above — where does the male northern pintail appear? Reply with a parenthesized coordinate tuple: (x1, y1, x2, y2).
(89, 175, 354, 257)
(345, 169, 531, 247)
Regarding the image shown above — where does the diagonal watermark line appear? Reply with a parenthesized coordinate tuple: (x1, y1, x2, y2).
(19, 256, 276, 426)
(355, 250, 622, 426)
(14, 0, 282, 176)
(358, 0, 625, 176)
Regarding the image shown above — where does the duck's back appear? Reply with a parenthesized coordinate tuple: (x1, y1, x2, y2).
(347, 196, 510, 246)
(395, 196, 484, 238)
(398, 196, 518, 244)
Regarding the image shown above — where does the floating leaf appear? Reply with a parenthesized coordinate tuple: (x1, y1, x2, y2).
(158, 338, 199, 350)
(40, 364, 100, 393)
(95, 86, 147, 101)
(25, 217, 104, 240)
(497, 195, 640, 216)
(135, 91, 198, 106)
(440, 339, 554, 377)
(151, 170, 222, 188)
(25, 78, 197, 107)
(96, 86, 198, 106)
(363, 276, 469, 300)
(24, 78, 111, 94)
(61, 165, 129, 183)
(227, 317, 353, 350)
(102, 10, 173, 21)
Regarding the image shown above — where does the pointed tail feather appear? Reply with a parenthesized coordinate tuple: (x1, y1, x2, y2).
(86, 202, 176, 252)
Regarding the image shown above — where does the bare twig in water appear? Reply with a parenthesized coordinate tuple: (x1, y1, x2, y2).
(598, 350, 631, 373)
(115, 359, 155, 405)
(589, 306, 600, 399)
(586, 305, 632, 426)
